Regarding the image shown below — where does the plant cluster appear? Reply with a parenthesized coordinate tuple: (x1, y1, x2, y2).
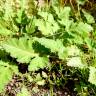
(0, 0, 96, 95)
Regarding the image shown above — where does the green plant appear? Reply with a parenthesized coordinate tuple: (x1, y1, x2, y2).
(0, 0, 96, 95)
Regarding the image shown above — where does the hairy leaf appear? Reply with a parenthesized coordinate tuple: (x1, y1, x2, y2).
(0, 60, 18, 92)
(58, 45, 80, 59)
(54, 6, 71, 19)
(34, 38, 64, 53)
(67, 57, 87, 68)
(2, 38, 38, 63)
(54, 6, 72, 31)
(28, 56, 49, 71)
(70, 22, 93, 37)
(67, 45, 80, 56)
(88, 67, 96, 85)
(35, 12, 59, 35)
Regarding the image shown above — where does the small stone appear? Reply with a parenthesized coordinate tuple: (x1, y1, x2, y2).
(64, 92, 68, 95)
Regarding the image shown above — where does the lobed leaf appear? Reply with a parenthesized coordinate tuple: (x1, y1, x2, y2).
(2, 38, 38, 63)
(34, 37, 64, 53)
(35, 12, 59, 35)
(70, 22, 93, 37)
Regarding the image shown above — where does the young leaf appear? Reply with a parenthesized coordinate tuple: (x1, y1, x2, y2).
(35, 12, 59, 35)
(42, 71, 48, 78)
(84, 37, 93, 50)
(67, 45, 80, 56)
(2, 38, 38, 63)
(17, 86, 31, 96)
(35, 73, 42, 81)
(76, 0, 87, 5)
(0, 25, 13, 36)
(54, 6, 71, 20)
(26, 19, 35, 34)
(67, 57, 87, 68)
(82, 10, 95, 24)
(58, 47, 68, 60)
(35, 19, 59, 35)
(70, 22, 93, 37)
(28, 56, 49, 71)
(58, 45, 80, 60)
(0, 60, 18, 92)
(38, 12, 48, 21)
(36, 80, 45, 85)
(54, 6, 72, 31)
